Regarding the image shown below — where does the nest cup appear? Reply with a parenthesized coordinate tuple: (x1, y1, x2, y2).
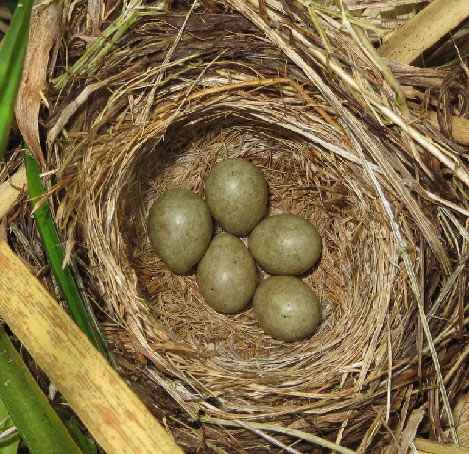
(52, 5, 467, 452)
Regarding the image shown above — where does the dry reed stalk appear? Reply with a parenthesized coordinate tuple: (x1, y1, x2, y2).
(414, 438, 469, 454)
(379, 0, 469, 64)
(377, 0, 469, 146)
(0, 164, 25, 220)
(0, 240, 183, 454)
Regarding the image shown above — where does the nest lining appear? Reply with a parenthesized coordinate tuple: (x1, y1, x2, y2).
(44, 3, 469, 451)
(131, 126, 402, 371)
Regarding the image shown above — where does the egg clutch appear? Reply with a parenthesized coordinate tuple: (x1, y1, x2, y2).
(148, 159, 323, 342)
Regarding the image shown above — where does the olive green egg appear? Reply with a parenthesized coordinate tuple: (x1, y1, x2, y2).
(148, 189, 213, 274)
(197, 233, 257, 314)
(248, 214, 322, 275)
(205, 159, 268, 236)
(253, 276, 321, 342)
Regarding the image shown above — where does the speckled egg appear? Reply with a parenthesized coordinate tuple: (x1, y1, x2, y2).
(248, 214, 322, 275)
(205, 159, 268, 236)
(148, 189, 213, 274)
(197, 233, 257, 314)
(253, 276, 321, 342)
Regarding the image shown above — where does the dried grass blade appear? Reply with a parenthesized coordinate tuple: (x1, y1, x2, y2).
(414, 438, 469, 454)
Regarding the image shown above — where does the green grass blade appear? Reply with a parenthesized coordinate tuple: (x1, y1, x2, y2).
(24, 153, 109, 359)
(65, 417, 98, 454)
(0, 0, 30, 83)
(0, 438, 19, 454)
(0, 397, 20, 454)
(0, 441, 18, 454)
(0, 328, 82, 454)
(53, 6, 140, 90)
(0, 0, 33, 159)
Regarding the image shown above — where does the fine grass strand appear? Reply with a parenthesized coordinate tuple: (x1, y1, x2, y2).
(201, 416, 356, 454)
(52, 0, 146, 90)
(24, 153, 109, 359)
(0, 328, 82, 454)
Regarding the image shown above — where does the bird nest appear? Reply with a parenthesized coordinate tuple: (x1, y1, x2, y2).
(42, 1, 468, 452)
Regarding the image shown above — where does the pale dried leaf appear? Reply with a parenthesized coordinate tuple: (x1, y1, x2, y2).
(398, 406, 425, 454)
(15, 2, 62, 166)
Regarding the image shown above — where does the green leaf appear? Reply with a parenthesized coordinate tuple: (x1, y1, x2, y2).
(0, 0, 33, 159)
(25, 153, 110, 359)
(66, 417, 98, 454)
(0, 328, 82, 454)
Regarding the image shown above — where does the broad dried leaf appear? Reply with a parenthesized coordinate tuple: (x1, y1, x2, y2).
(15, 2, 62, 166)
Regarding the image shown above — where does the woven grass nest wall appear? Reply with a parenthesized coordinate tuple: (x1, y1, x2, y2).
(35, 0, 468, 452)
